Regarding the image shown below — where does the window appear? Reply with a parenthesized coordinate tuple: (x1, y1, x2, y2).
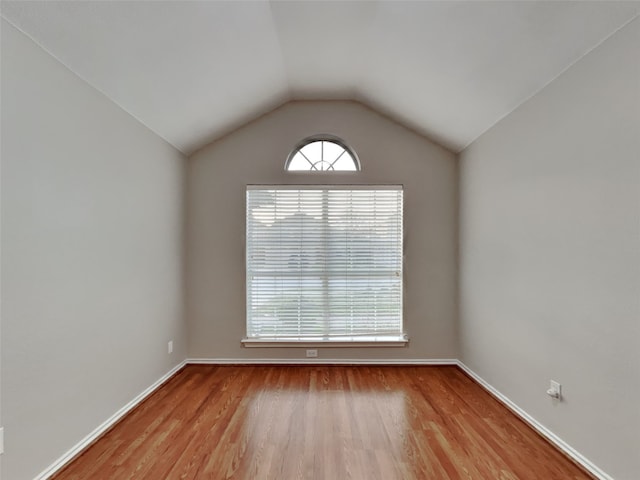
(285, 135, 359, 171)
(244, 185, 405, 346)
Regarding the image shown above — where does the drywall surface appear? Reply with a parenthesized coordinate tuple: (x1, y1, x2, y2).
(1, 20, 186, 480)
(187, 101, 458, 360)
(460, 18, 640, 480)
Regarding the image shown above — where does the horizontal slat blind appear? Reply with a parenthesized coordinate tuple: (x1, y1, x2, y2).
(246, 185, 403, 340)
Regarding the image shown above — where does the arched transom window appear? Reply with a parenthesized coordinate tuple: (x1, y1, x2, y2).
(285, 136, 359, 172)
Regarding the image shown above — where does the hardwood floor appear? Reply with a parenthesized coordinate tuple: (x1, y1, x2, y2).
(52, 365, 594, 480)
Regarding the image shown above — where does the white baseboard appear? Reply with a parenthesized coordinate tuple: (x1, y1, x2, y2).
(456, 361, 613, 480)
(34, 360, 187, 480)
(32, 358, 611, 480)
(187, 357, 458, 365)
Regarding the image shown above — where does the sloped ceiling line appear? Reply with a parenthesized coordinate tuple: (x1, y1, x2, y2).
(1, 1, 638, 155)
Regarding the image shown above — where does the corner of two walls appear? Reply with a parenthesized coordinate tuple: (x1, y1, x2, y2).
(7, 7, 637, 478)
(2, 19, 458, 478)
(185, 100, 460, 362)
(458, 18, 640, 480)
(1, 19, 188, 480)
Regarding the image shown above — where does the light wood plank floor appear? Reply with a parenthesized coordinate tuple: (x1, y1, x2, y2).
(52, 365, 594, 479)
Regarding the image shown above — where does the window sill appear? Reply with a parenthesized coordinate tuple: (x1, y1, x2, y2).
(242, 335, 408, 348)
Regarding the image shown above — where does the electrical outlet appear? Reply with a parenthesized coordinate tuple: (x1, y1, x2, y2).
(168, 341, 173, 354)
(0, 426, 4, 455)
(547, 380, 562, 399)
(306, 349, 318, 358)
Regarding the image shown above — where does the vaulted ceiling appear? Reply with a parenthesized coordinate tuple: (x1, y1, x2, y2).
(2, 1, 638, 155)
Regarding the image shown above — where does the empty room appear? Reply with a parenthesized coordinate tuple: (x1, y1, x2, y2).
(1, 1, 638, 479)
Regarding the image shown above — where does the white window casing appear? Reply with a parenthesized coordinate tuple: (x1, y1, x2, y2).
(285, 135, 360, 172)
(244, 185, 406, 347)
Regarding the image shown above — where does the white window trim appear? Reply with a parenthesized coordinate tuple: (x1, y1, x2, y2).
(244, 184, 406, 347)
(242, 335, 409, 348)
(284, 134, 361, 172)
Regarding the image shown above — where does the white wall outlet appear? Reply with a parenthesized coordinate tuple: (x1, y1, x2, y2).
(168, 341, 173, 354)
(0, 426, 4, 454)
(547, 380, 562, 399)
(306, 349, 318, 358)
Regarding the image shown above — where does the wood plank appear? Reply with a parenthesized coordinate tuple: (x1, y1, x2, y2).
(52, 365, 596, 480)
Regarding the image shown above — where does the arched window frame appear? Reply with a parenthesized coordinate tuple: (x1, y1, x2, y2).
(285, 134, 361, 172)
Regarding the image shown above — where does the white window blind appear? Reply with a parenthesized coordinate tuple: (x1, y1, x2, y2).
(246, 185, 403, 343)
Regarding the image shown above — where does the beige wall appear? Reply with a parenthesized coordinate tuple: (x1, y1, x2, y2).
(1, 20, 187, 480)
(459, 18, 640, 480)
(4, 8, 636, 480)
(187, 101, 458, 361)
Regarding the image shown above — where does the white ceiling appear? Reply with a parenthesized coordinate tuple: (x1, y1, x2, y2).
(2, 1, 638, 155)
